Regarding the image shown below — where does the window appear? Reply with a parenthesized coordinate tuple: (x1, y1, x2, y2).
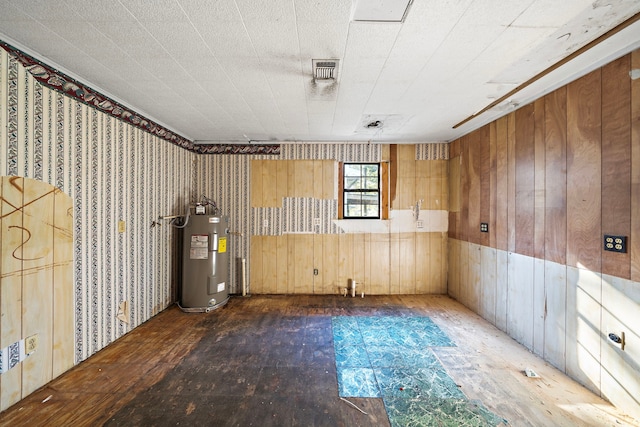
(342, 163, 380, 218)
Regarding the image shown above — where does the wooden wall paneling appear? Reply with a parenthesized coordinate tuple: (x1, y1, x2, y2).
(1, 177, 24, 409)
(532, 258, 546, 357)
(507, 112, 517, 252)
(395, 144, 416, 210)
(495, 117, 509, 251)
(495, 249, 509, 332)
(337, 233, 354, 293)
(459, 241, 469, 306)
(448, 157, 461, 240)
(460, 135, 470, 242)
(389, 144, 398, 208)
(632, 50, 640, 281)
(600, 274, 640, 420)
(489, 122, 498, 248)
(250, 160, 263, 207)
(21, 179, 55, 396)
(363, 233, 372, 295)
(261, 235, 278, 293)
(515, 104, 536, 257)
(275, 160, 289, 204)
(352, 233, 368, 295)
(565, 266, 602, 394)
(52, 188, 74, 378)
(313, 160, 324, 200)
(389, 232, 401, 294)
(435, 159, 449, 211)
(543, 260, 567, 372)
(369, 233, 390, 294)
(433, 232, 448, 294)
(507, 252, 534, 351)
(312, 234, 323, 294)
(447, 238, 460, 299)
(380, 162, 389, 219)
(320, 234, 339, 294)
(322, 160, 336, 200)
(262, 160, 278, 207)
(399, 232, 416, 294)
(275, 235, 289, 294)
(479, 125, 491, 247)
(415, 160, 429, 210)
(534, 98, 546, 259)
(293, 234, 314, 293)
(566, 69, 602, 272)
(544, 88, 568, 265)
(601, 55, 631, 279)
(294, 160, 314, 198)
(287, 233, 296, 294)
(415, 232, 431, 294)
(250, 236, 263, 293)
(287, 160, 296, 197)
(467, 130, 481, 245)
(468, 243, 482, 313)
(480, 246, 497, 324)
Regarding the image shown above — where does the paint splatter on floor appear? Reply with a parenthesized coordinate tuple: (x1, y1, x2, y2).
(332, 316, 508, 426)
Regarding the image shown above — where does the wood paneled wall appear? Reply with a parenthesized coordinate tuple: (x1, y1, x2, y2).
(250, 145, 448, 295)
(449, 52, 639, 279)
(448, 50, 640, 420)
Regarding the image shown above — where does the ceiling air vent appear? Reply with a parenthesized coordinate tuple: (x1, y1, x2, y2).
(313, 59, 338, 82)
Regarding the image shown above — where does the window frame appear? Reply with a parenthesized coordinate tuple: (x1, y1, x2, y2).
(340, 162, 383, 219)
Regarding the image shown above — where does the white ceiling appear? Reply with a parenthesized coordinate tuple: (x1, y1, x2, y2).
(1, 0, 639, 144)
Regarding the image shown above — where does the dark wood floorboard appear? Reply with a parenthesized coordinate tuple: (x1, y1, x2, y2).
(0, 295, 636, 427)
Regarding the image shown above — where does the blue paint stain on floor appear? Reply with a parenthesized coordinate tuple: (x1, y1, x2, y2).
(332, 316, 508, 426)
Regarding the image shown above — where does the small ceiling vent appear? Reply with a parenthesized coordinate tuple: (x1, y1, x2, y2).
(313, 59, 339, 82)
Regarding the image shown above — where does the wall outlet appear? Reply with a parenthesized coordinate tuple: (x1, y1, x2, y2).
(118, 220, 126, 233)
(480, 223, 489, 233)
(25, 334, 38, 354)
(604, 235, 626, 253)
(416, 220, 424, 229)
(263, 219, 269, 228)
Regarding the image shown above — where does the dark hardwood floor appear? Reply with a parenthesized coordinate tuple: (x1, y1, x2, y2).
(0, 295, 636, 426)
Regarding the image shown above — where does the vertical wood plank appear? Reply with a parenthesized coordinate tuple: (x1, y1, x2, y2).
(489, 122, 498, 248)
(566, 69, 602, 272)
(22, 179, 55, 396)
(337, 233, 353, 292)
(250, 160, 263, 207)
(380, 162, 389, 219)
(507, 112, 517, 252)
(447, 238, 460, 299)
(496, 117, 509, 251)
(52, 188, 74, 378)
(261, 236, 278, 293)
(322, 234, 339, 294)
(313, 234, 323, 294)
(460, 135, 470, 242)
(1, 177, 24, 409)
(467, 131, 481, 245)
(313, 160, 323, 200)
(632, 50, 640, 281)
(262, 160, 278, 207)
(276, 235, 289, 294)
(399, 233, 416, 294)
(294, 160, 314, 198)
(389, 232, 401, 294)
(495, 249, 509, 332)
(432, 232, 447, 294)
(250, 236, 263, 293)
(459, 241, 469, 306)
(480, 246, 497, 324)
(389, 144, 397, 209)
(352, 233, 367, 295)
(544, 88, 568, 265)
(468, 243, 481, 313)
(293, 234, 314, 293)
(479, 125, 491, 247)
(534, 98, 546, 259)
(322, 160, 336, 200)
(369, 233, 390, 294)
(543, 260, 567, 372)
(276, 160, 289, 205)
(515, 104, 535, 257)
(601, 55, 631, 279)
(415, 232, 431, 294)
(532, 258, 546, 357)
(363, 233, 372, 295)
(507, 252, 534, 351)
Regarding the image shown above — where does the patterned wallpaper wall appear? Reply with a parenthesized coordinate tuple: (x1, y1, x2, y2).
(0, 49, 193, 363)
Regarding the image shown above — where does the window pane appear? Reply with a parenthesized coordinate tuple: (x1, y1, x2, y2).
(344, 164, 361, 177)
(361, 192, 378, 206)
(363, 204, 379, 217)
(362, 164, 378, 176)
(345, 177, 361, 190)
(364, 177, 378, 189)
(345, 192, 362, 204)
(346, 204, 363, 217)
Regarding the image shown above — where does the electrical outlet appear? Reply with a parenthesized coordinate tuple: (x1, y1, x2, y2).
(604, 235, 626, 253)
(313, 218, 321, 227)
(25, 334, 38, 354)
(416, 220, 424, 229)
(118, 220, 126, 233)
(263, 219, 269, 228)
(480, 223, 489, 233)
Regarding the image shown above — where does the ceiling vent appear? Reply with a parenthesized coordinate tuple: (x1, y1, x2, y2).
(313, 59, 339, 82)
